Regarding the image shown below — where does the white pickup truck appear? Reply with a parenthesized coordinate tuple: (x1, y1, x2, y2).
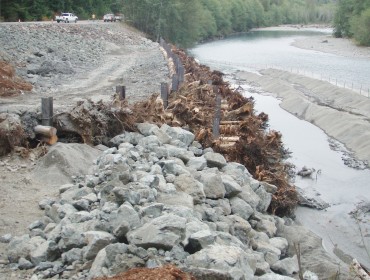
(55, 13, 78, 23)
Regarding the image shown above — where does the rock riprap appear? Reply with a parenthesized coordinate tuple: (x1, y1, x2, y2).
(2, 123, 343, 279)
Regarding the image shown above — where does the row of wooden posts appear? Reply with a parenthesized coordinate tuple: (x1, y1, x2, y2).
(159, 38, 222, 137)
(159, 38, 185, 108)
(114, 38, 185, 106)
(38, 39, 222, 144)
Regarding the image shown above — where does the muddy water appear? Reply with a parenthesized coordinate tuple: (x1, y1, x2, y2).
(244, 89, 370, 268)
(190, 30, 370, 268)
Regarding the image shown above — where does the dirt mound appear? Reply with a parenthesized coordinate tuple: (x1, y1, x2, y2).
(0, 61, 33, 97)
(31, 142, 102, 185)
(93, 265, 195, 280)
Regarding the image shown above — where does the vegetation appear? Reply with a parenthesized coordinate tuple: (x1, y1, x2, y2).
(0, 0, 335, 47)
(122, 0, 336, 47)
(333, 0, 370, 46)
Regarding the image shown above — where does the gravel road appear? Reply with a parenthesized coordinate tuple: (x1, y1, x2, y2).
(0, 21, 170, 113)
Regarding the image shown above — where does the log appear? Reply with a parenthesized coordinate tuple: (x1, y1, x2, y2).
(34, 125, 57, 137)
(350, 259, 370, 280)
(217, 143, 236, 149)
(219, 136, 240, 142)
(220, 121, 241, 125)
(41, 135, 58, 145)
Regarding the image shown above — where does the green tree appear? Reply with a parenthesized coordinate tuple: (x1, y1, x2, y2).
(333, 0, 354, 37)
(350, 7, 370, 45)
(333, 0, 370, 45)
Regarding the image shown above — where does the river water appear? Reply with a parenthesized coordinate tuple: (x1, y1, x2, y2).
(190, 30, 370, 268)
(191, 30, 370, 93)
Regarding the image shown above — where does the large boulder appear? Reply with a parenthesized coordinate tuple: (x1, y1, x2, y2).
(204, 152, 227, 169)
(82, 231, 117, 261)
(198, 171, 226, 199)
(30, 240, 60, 265)
(160, 124, 195, 147)
(277, 223, 349, 279)
(230, 197, 254, 221)
(31, 143, 101, 185)
(127, 214, 186, 250)
(28, 59, 75, 76)
(186, 245, 255, 279)
(174, 174, 205, 204)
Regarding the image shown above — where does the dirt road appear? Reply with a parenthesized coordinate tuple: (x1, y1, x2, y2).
(0, 21, 170, 112)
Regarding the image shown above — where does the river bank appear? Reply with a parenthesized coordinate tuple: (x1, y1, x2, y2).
(236, 68, 370, 165)
(253, 25, 370, 59)
(1, 21, 368, 279)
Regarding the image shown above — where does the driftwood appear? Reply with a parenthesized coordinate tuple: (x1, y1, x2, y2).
(218, 136, 240, 142)
(40, 135, 58, 145)
(350, 259, 370, 279)
(34, 125, 58, 145)
(34, 125, 57, 137)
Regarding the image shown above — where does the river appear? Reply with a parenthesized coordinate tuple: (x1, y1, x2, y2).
(190, 29, 370, 269)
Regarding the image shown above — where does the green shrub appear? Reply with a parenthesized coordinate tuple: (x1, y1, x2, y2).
(350, 8, 370, 46)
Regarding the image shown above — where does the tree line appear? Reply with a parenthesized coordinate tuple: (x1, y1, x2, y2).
(333, 0, 370, 46)
(1, 0, 336, 47)
(121, 0, 336, 47)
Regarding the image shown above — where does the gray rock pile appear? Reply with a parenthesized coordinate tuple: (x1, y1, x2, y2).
(2, 123, 338, 279)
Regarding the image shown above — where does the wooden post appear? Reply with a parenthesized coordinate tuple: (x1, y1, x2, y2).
(172, 74, 179, 92)
(213, 90, 221, 138)
(41, 97, 53, 126)
(116, 85, 126, 100)
(161, 82, 169, 108)
(178, 65, 185, 85)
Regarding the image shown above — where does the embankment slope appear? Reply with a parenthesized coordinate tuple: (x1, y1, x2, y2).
(237, 68, 370, 164)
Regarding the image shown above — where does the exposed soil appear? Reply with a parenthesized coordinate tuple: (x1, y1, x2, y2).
(92, 265, 195, 280)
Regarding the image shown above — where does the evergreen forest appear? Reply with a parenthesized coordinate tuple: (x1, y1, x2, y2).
(333, 0, 370, 46)
(0, 0, 369, 46)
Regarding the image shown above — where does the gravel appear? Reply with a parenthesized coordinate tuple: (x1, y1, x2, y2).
(0, 22, 170, 111)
